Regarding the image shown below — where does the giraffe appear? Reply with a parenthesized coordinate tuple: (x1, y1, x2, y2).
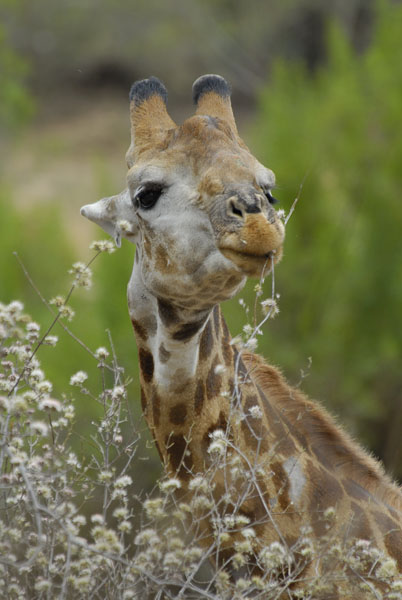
(81, 75, 402, 596)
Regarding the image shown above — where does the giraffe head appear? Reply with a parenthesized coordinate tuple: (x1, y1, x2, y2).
(81, 75, 284, 310)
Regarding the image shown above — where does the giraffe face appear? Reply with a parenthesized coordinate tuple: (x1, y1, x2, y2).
(81, 76, 285, 309)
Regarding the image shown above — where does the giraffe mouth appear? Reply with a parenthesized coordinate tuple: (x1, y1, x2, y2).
(220, 247, 282, 277)
(217, 213, 285, 277)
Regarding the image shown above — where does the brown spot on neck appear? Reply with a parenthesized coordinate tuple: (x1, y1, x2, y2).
(271, 461, 291, 512)
(199, 318, 214, 362)
(169, 402, 188, 425)
(205, 356, 222, 401)
(138, 347, 154, 383)
(172, 316, 207, 341)
(165, 434, 193, 481)
(131, 318, 148, 341)
(194, 379, 206, 415)
(157, 297, 179, 326)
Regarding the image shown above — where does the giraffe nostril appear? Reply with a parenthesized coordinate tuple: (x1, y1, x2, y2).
(229, 199, 244, 219)
(227, 194, 262, 220)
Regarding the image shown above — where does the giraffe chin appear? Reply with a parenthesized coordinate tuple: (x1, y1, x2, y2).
(220, 246, 283, 278)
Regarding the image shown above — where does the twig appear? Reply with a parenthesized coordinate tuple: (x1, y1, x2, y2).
(284, 172, 309, 226)
(11, 251, 115, 383)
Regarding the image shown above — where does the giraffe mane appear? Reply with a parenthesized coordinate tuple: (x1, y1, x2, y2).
(242, 351, 402, 513)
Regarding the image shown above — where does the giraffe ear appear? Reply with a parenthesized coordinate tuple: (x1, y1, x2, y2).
(127, 77, 176, 165)
(192, 74, 238, 134)
(81, 189, 139, 247)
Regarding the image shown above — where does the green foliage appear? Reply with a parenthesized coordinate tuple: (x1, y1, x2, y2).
(0, 21, 34, 130)
(241, 0, 402, 475)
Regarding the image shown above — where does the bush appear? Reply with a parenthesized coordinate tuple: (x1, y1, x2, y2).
(0, 290, 400, 598)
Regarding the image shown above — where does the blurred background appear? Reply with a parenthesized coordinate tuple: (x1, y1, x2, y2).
(1, 0, 401, 488)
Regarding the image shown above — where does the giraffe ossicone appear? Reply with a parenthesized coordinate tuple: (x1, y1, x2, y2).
(82, 74, 402, 594)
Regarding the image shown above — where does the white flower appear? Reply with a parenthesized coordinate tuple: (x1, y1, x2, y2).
(113, 507, 129, 520)
(323, 506, 336, 520)
(98, 470, 113, 483)
(34, 579, 51, 592)
(69, 262, 92, 289)
(191, 495, 213, 510)
(376, 558, 397, 579)
(72, 515, 86, 527)
(235, 515, 250, 526)
(118, 520, 132, 533)
(60, 306, 75, 321)
(36, 380, 53, 394)
(30, 368, 45, 383)
(90, 239, 116, 254)
(144, 498, 165, 519)
(29, 421, 49, 436)
(260, 298, 280, 317)
(69, 371, 88, 386)
(66, 452, 80, 468)
(243, 324, 253, 336)
(111, 385, 126, 400)
(50, 295, 65, 308)
(241, 527, 256, 538)
(259, 542, 292, 571)
(38, 397, 61, 412)
(208, 440, 226, 456)
(8, 301, 24, 314)
(189, 475, 209, 493)
(63, 404, 75, 420)
(114, 475, 132, 488)
(245, 337, 258, 351)
(160, 478, 181, 492)
(249, 405, 263, 419)
(210, 429, 226, 440)
(26, 322, 40, 333)
(44, 335, 58, 346)
(117, 220, 132, 233)
(95, 346, 109, 360)
(0, 379, 12, 392)
(134, 528, 159, 545)
(90, 514, 104, 525)
(0, 395, 10, 411)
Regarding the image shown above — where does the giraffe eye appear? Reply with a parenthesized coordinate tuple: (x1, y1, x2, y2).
(133, 184, 163, 210)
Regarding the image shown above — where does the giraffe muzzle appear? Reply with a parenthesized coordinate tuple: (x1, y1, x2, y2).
(218, 211, 285, 277)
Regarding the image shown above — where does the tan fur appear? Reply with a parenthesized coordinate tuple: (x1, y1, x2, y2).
(195, 90, 238, 134)
(243, 351, 402, 514)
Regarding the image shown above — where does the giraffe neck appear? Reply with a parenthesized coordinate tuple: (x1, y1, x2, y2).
(128, 261, 238, 476)
(127, 264, 402, 577)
